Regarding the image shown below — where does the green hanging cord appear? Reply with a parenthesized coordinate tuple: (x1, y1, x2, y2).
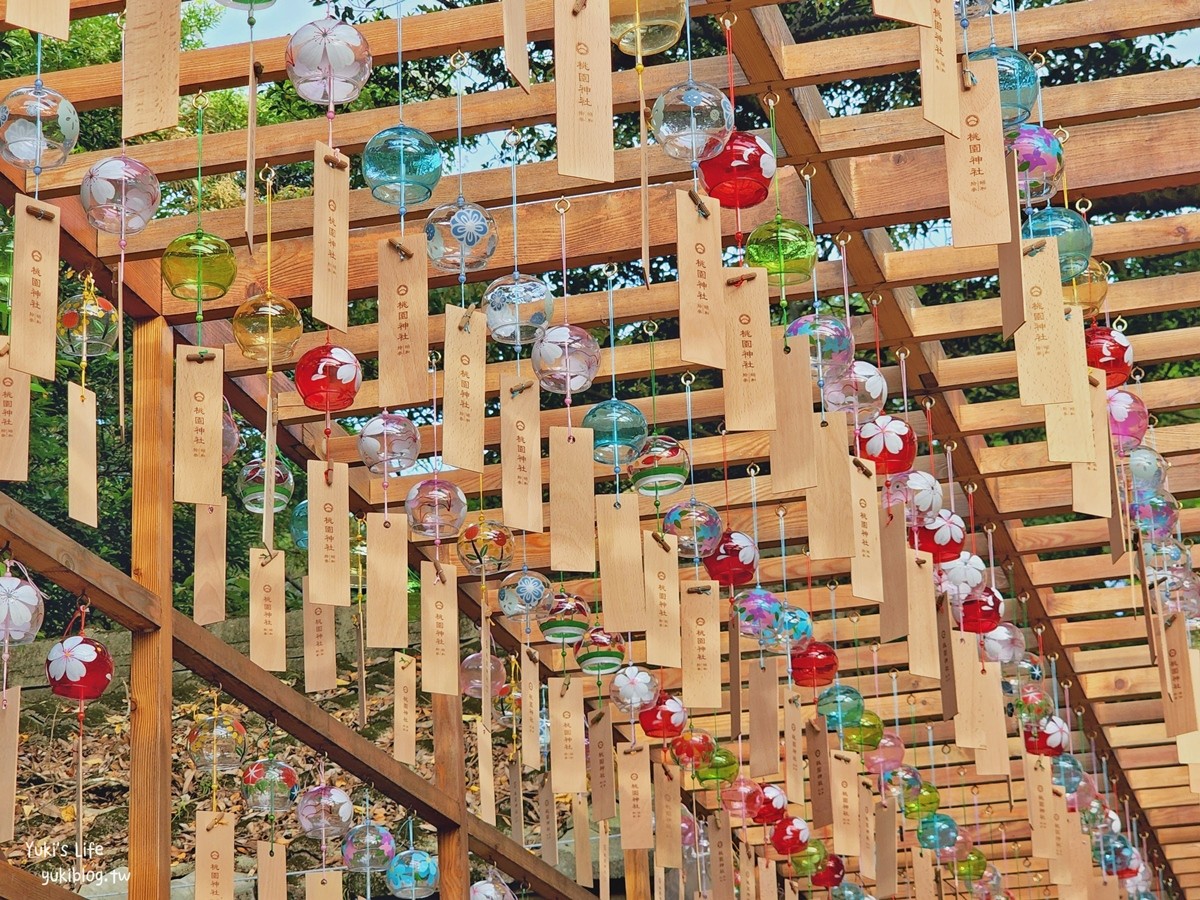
(265, 721, 277, 852)
(645, 320, 659, 432)
(765, 92, 789, 328)
(193, 92, 210, 351)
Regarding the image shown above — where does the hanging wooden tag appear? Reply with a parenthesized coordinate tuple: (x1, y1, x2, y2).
(477, 718, 497, 825)
(249, 549, 286, 671)
(302, 586, 338, 693)
(312, 141, 349, 333)
(858, 778, 878, 881)
(1161, 615, 1200, 738)
(677, 191, 726, 369)
(749, 657, 781, 778)
(1045, 306, 1096, 464)
(918, 3, 960, 138)
(550, 676, 587, 793)
(739, 843, 758, 900)
(67, 383, 98, 527)
(0, 687, 19, 843)
(1014, 238, 1072, 407)
(875, 798, 900, 898)
(502, 372, 544, 535)
(1089, 873, 1122, 900)
(946, 58, 1010, 248)
(173, 346, 223, 505)
(0, 341, 30, 481)
(830, 750, 862, 857)
(596, 498, 646, 632)
(808, 412, 855, 560)
(538, 779, 558, 863)
(722, 266, 776, 431)
(442, 304, 486, 473)
(510, 756, 526, 847)
(193, 500, 227, 626)
(1071, 367, 1112, 516)
(997, 152, 1027, 340)
(419, 560, 458, 695)
(598, 819, 611, 900)
(654, 762, 682, 869)
(1049, 787, 1070, 871)
(3, 0, 68, 38)
(551, 426, 597, 568)
(122, 0, 180, 137)
(878, 503, 911, 642)
(783, 696, 807, 807)
(1027, 753, 1057, 859)
(907, 549, 940, 678)
(616, 745, 653, 849)
(1066, 817, 1093, 890)
(680, 581, 721, 709)
(707, 810, 735, 900)
(256, 842, 286, 900)
(771, 335, 819, 493)
(195, 811, 234, 899)
(849, 456, 883, 602)
(378, 237, 430, 408)
(644, 532, 681, 668)
(10, 196, 59, 381)
(935, 596, 959, 720)
(1109, 453, 1129, 566)
(393, 653, 417, 764)
(758, 858, 778, 900)
(520, 647, 541, 770)
(573, 793, 593, 887)
(304, 870, 342, 900)
(913, 848, 938, 898)
(307, 460, 351, 607)
(366, 513, 408, 647)
(806, 717, 834, 829)
(785, 880, 801, 900)
(873, 0, 932, 25)
(554, 0, 614, 182)
(588, 705, 617, 820)
(502, 0, 531, 91)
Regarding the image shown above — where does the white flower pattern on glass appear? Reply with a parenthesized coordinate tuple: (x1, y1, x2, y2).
(906, 471, 943, 513)
(612, 665, 658, 709)
(47, 635, 97, 682)
(1039, 715, 1070, 750)
(662, 695, 688, 729)
(781, 817, 810, 844)
(1107, 388, 1134, 423)
(726, 531, 758, 567)
(940, 552, 985, 590)
(859, 415, 910, 457)
(0, 575, 40, 642)
(762, 784, 788, 812)
(923, 509, 965, 547)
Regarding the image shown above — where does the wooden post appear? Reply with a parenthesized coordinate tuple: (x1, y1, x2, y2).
(433, 692, 469, 895)
(129, 317, 174, 900)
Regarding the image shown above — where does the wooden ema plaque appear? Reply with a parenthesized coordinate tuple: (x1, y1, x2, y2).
(550, 676, 587, 794)
(878, 503, 911, 642)
(0, 340, 30, 482)
(442, 304, 486, 473)
(808, 412, 855, 560)
(748, 657, 781, 778)
(67, 384, 97, 527)
(873, 0, 932, 25)
(193, 500, 226, 626)
(849, 455, 884, 602)
(0, 687, 19, 843)
(1045, 303, 1097, 465)
(195, 811, 234, 899)
(996, 152, 1027, 340)
(122, 0, 181, 138)
(521, 647, 541, 769)
(722, 266, 776, 431)
(919, 0, 960, 137)
(11, 195, 60, 381)
(550, 426, 596, 569)
(677, 191, 726, 369)
(783, 696, 807, 807)
(654, 762, 682, 869)
(680, 581, 721, 709)
(830, 749, 862, 857)
(307, 460, 351, 607)
(1072, 366, 1114, 517)
(256, 842, 286, 900)
(596, 497, 645, 632)
(302, 580, 337, 693)
(504, 373, 545, 535)
(1160, 613, 1200, 738)
(945, 58, 1011, 248)
(502, 0, 531, 91)
(587, 707, 616, 820)
(616, 745, 652, 849)
(644, 532, 681, 667)
(173, 346, 223, 506)
(249, 549, 286, 671)
(707, 809, 735, 900)
(419, 560, 458, 695)
(377, 237, 429, 407)
(1015, 237, 1072, 407)
(771, 335, 819, 493)
(366, 513, 408, 648)
(806, 716, 833, 829)
(311, 142, 350, 332)
(393, 653, 417, 765)
(553, 0, 614, 182)
(3, 0, 68, 38)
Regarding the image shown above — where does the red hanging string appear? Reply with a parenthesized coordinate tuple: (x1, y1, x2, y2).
(872, 300, 883, 371)
(721, 428, 730, 517)
(968, 489, 977, 557)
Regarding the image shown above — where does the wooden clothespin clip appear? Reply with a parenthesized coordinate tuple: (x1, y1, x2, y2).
(851, 457, 873, 478)
(651, 531, 672, 553)
(388, 237, 414, 260)
(323, 152, 349, 171)
(1023, 239, 1047, 257)
(186, 349, 216, 363)
(726, 270, 757, 287)
(25, 205, 56, 222)
(509, 380, 534, 399)
(571, 0, 587, 13)
(458, 302, 478, 333)
(688, 188, 710, 219)
(687, 585, 712, 595)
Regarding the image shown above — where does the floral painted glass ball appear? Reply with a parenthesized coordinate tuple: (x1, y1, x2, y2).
(698, 132, 776, 209)
(1085, 325, 1133, 389)
(583, 398, 648, 466)
(235, 459, 294, 514)
(0, 85, 78, 170)
(531, 324, 601, 395)
(161, 229, 237, 301)
(936, 830, 975, 864)
(703, 530, 759, 586)
(56, 288, 119, 358)
(295, 344, 362, 412)
(471, 874, 518, 900)
(1129, 447, 1168, 495)
(695, 744, 739, 787)
(405, 478, 468, 539)
(858, 415, 918, 476)
(0, 573, 43, 645)
(752, 784, 788, 825)
(720, 775, 765, 818)
(357, 413, 420, 476)
(573, 626, 626, 675)
(628, 434, 690, 498)
(285, 18, 372, 105)
(880, 764, 921, 800)
(1050, 754, 1086, 794)
(817, 683, 864, 729)
(497, 570, 554, 621)
(539, 592, 591, 644)
(842, 709, 885, 752)
(611, 664, 661, 714)
(663, 498, 723, 558)
(610, 0, 686, 55)
(744, 215, 817, 286)
(911, 508, 967, 564)
(830, 884, 867, 900)
(1004, 124, 1063, 203)
(955, 849, 989, 883)
(296, 785, 355, 839)
(916, 813, 960, 852)
(343, 822, 396, 872)
(426, 200, 498, 273)
(958, 585, 1003, 634)
(863, 730, 906, 774)
(670, 727, 716, 772)
(1023, 714, 1070, 757)
(362, 125, 443, 207)
(638, 691, 688, 738)
(1021, 207, 1093, 283)
(1129, 491, 1178, 543)
(187, 714, 247, 773)
(221, 404, 240, 466)
(810, 854, 846, 888)
(241, 758, 300, 814)
(790, 640, 838, 688)
(1064, 258, 1110, 311)
(823, 360, 889, 421)
(456, 520, 514, 575)
(650, 80, 734, 162)
(1107, 388, 1148, 455)
(732, 586, 782, 641)
(232, 286, 303, 362)
(80, 155, 161, 235)
(1093, 832, 1139, 878)
(763, 605, 813, 654)
(483, 273, 553, 345)
(459, 652, 506, 700)
(784, 314, 855, 382)
(790, 838, 828, 877)
(883, 469, 944, 515)
(982, 622, 1026, 665)
(387, 849, 439, 898)
(967, 45, 1039, 126)
(940, 551, 986, 596)
(903, 782, 941, 820)
(46, 635, 113, 701)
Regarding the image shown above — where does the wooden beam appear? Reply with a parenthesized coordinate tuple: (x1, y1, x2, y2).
(0, 860, 81, 899)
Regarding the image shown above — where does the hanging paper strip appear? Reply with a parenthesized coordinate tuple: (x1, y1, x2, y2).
(173, 347, 223, 505)
(311, 141, 350, 333)
(874, 797, 899, 898)
(707, 810, 735, 900)
(67, 383, 98, 527)
(872, 0, 932, 25)
(573, 793, 593, 887)
(553, 0, 614, 182)
(1027, 752, 1057, 859)
(906, 549, 940, 678)
(849, 455, 883, 602)
(935, 597, 959, 720)
(502, 373, 545, 535)
(830, 750, 862, 856)
(748, 657, 781, 778)
(680, 581, 720, 709)
(378, 237, 430, 408)
(1014, 238, 1072, 407)
(770, 335, 819, 493)
(419, 560, 458, 695)
(502, 0, 531, 91)
(521, 648, 541, 770)
(858, 778, 878, 881)
(918, 2, 960, 138)
(806, 716, 833, 829)
(1161, 615, 1200, 738)
(538, 779, 557, 864)
(477, 718, 496, 825)
(305, 870, 342, 900)
(122, 0, 180, 137)
(193, 500, 227, 626)
(549, 676, 587, 793)
(256, 842, 286, 900)
(996, 152, 1027, 340)
(3, 0, 68, 37)
(302, 585, 338, 693)
(722, 267, 776, 431)
(442, 304, 486, 473)
(550, 426, 596, 568)
(653, 762, 682, 869)
(945, 58, 1011, 248)
(11, 195, 60, 381)
(366, 513, 409, 647)
(249, 549, 286, 671)
(595, 498, 645, 632)
(195, 811, 234, 899)
(677, 191, 726, 369)
(587, 706, 616, 821)
(878, 503, 910, 642)
(643, 531, 681, 668)
(393, 653, 417, 765)
(783, 697, 807, 807)
(0, 687, 19, 843)
(1071, 367, 1114, 517)
(807, 412, 855, 560)
(1045, 306, 1096, 464)
(307, 460, 351, 607)
(0, 341, 29, 482)
(616, 747, 652, 849)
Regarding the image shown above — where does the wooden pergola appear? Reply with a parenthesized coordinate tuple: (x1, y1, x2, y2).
(0, 0, 1198, 897)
